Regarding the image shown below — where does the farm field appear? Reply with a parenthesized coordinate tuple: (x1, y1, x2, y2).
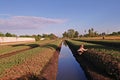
(79, 36, 120, 40)
(70, 39, 120, 60)
(0, 39, 62, 79)
(0, 39, 55, 56)
(0, 0, 120, 80)
(74, 39, 120, 49)
(66, 39, 120, 80)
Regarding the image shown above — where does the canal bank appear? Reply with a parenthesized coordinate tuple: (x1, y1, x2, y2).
(66, 40, 114, 80)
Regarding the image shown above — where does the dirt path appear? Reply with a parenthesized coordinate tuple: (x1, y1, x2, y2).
(38, 50, 60, 80)
(36, 43, 61, 80)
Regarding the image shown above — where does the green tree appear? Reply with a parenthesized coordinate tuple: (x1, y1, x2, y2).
(48, 33, 57, 39)
(0, 32, 4, 37)
(5, 32, 13, 37)
(31, 35, 40, 41)
(74, 31, 79, 38)
(88, 28, 94, 37)
(67, 29, 75, 38)
(12, 34, 17, 37)
(42, 34, 48, 38)
(62, 31, 68, 38)
(118, 31, 120, 34)
(5, 32, 17, 37)
(35, 35, 40, 41)
(88, 28, 99, 37)
(88, 29, 91, 36)
(20, 35, 32, 37)
(62, 29, 79, 38)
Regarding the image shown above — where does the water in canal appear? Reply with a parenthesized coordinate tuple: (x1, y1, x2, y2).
(56, 42, 87, 80)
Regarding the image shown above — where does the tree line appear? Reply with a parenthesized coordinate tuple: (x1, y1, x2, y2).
(0, 32, 17, 37)
(62, 28, 120, 38)
(0, 32, 58, 41)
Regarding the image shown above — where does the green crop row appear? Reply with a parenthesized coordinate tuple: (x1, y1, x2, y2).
(66, 40, 120, 79)
(0, 47, 44, 77)
(0, 45, 30, 56)
(0, 39, 62, 78)
(0, 40, 55, 56)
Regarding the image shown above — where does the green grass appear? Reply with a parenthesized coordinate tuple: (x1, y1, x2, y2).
(74, 39, 120, 49)
(68, 39, 120, 61)
(0, 45, 30, 55)
(0, 40, 56, 55)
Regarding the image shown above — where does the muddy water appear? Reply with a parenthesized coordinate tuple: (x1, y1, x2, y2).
(56, 43, 87, 80)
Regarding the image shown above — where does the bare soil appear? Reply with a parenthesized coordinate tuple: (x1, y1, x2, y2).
(38, 50, 60, 80)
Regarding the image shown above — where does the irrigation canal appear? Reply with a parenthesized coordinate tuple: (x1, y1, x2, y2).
(56, 42, 87, 80)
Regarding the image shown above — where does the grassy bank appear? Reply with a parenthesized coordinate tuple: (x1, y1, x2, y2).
(71, 39, 120, 61)
(74, 39, 120, 49)
(66, 39, 120, 80)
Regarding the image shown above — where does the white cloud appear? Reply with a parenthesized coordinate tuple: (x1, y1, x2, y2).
(0, 16, 67, 30)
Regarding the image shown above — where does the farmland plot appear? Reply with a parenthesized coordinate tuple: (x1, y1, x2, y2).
(0, 39, 61, 80)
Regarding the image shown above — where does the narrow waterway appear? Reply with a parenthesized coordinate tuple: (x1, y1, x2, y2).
(56, 42, 87, 80)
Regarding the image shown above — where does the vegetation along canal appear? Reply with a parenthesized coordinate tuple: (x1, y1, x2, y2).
(56, 42, 87, 80)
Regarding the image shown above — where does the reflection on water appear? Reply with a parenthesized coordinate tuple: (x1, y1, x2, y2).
(63, 41, 67, 47)
(56, 42, 87, 80)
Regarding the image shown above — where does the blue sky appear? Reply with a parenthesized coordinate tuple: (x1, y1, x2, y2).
(0, 0, 120, 37)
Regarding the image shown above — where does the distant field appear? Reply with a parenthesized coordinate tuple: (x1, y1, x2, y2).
(74, 39, 120, 49)
(79, 36, 120, 40)
(0, 40, 55, 56)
